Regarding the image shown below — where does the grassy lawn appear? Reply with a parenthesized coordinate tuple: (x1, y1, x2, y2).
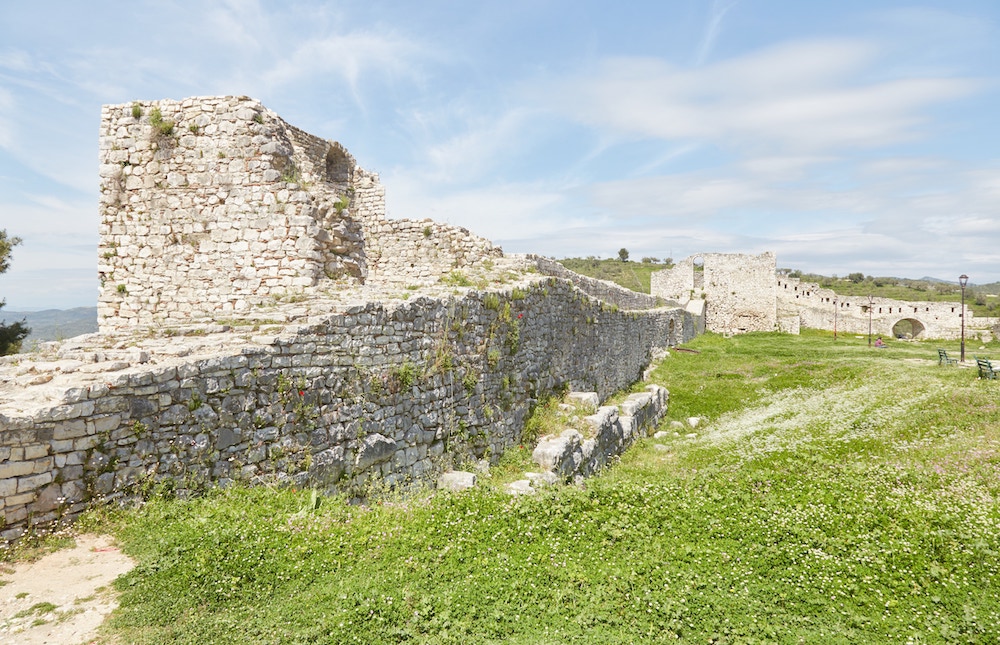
(78, 331, 1000, 643)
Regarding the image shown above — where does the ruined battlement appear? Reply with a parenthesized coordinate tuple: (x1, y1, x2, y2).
(1, 97, 695, 542)
(98, 96, 500, 332)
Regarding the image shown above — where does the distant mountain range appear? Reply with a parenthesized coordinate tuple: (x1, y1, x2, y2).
(1, 307, 98, 346)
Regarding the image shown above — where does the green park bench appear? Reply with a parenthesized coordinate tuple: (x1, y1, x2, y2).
(937, 349, 958, 366)
(976, 357, 996, 380)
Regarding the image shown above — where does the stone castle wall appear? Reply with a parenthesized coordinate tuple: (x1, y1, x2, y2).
(777, 277, 974, 340)
(97, 96, 499, 332)
(0, 278, 693, 542)
(650, 252, 777, 334)
(0, 95, 701, 542)
(98, 97, 362, 330)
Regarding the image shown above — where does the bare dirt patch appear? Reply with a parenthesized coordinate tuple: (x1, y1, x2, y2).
(0, 534, 134, 645)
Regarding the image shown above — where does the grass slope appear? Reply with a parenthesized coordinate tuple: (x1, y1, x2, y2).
(557, 258, 671, 294)
(76, 331, 1000, 643)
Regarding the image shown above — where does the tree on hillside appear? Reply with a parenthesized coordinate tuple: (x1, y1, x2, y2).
(0, 230, 30, 355)
(618, 248, 629, 262)
(848, 272, 865, 283)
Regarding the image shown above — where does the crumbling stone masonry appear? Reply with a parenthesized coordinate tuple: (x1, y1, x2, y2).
(651, 252, 777, 334)
(0, 96, 697, 542)
(98, 96, 501, 331)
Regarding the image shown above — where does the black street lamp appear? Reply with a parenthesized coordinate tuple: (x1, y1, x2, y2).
(867, 295, 875, 347)
(833, 298, 838, 340)
(960, 274, 969, 362)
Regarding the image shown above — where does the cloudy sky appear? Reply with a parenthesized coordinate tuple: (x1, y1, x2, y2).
(1, 0, 999, 309)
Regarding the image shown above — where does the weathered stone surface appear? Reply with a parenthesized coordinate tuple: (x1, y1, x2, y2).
(0, 96, 697, 545)
(437, 471, 476, 492)
(310, 446, 346, 485)
(355, 434, 396, 470)
(506, 480, 534, 495)
(532, 386, 668, 482)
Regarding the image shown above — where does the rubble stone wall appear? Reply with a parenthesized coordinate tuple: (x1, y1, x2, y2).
(98, 96, 365, 330)
(97, 96, 500, 332)
(0, 278, 695, 542)
(651, 253, 777, 334)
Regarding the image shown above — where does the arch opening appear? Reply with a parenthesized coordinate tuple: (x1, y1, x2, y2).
(892, 318, 926, 339)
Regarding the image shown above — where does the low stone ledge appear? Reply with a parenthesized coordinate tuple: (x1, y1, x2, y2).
(531, 385, 668, 483)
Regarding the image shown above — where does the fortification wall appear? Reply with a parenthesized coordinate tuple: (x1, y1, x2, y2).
(364, 218, 502, 284)
(97, 96, 500, 331)
(651, 253, 776, 334)
(98, 97, 365, 330)
(777, 277, 974, 340)
(0, 278, 695, 542)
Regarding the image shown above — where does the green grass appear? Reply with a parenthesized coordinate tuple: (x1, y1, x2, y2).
(73, 331, 1000, 643)
(558, 257, 671, 294)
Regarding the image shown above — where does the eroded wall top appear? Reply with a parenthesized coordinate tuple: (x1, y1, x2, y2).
(97, 96, 500, 332)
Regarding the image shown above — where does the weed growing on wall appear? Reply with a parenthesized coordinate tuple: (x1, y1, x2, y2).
(148, 107, 175, 138)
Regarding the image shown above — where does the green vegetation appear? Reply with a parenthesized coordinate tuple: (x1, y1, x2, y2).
(131, 102, 143, 119)
(148, 107, 175, 138)
(41, 331, 1000, 642)
(0, 229, 30, 354)
(558, 256, 674, 294)
(440, 270, 472, 287)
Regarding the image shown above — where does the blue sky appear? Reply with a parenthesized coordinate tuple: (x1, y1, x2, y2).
(1, 1, 999, 310)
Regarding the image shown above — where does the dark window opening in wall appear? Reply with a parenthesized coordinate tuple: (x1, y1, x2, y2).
(951, 307, 955, 313)
(879, 307, 883, 313)
(325, 144, 352, 185)
(925, 307, 929, 312)
(692, 255, 704, 289)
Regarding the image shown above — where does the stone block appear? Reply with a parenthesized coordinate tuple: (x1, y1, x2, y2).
(17, 472, 53, 494)
(0, 461, 34, 479)
(355, 433, 397, 470)
(437, 471, 476, 492)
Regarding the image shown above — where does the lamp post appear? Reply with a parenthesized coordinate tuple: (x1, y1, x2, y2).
(867, 295, 875, 347)
(959, 274, 969, 362)
(833, 298, 838, 340)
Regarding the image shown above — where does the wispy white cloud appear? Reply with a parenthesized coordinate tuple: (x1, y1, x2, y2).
(545, 39, 980, 153)
(260, 32, 425, 107)
(695, 0, 741, 65)
(0, 87, 13, 149)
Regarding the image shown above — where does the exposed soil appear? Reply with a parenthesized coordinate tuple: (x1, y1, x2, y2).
(0, 534, 134, 645)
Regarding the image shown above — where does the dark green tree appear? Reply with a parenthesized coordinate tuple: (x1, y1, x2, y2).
(617, 248, 629, 262)
(848, 272, 865, 283)
(0, 230, 30, 355)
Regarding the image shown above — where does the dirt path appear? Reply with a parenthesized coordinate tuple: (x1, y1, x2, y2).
(0, 534, 134, 645)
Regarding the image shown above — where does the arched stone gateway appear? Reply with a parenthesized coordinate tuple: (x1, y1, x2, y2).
(892, 318, 926, 339)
